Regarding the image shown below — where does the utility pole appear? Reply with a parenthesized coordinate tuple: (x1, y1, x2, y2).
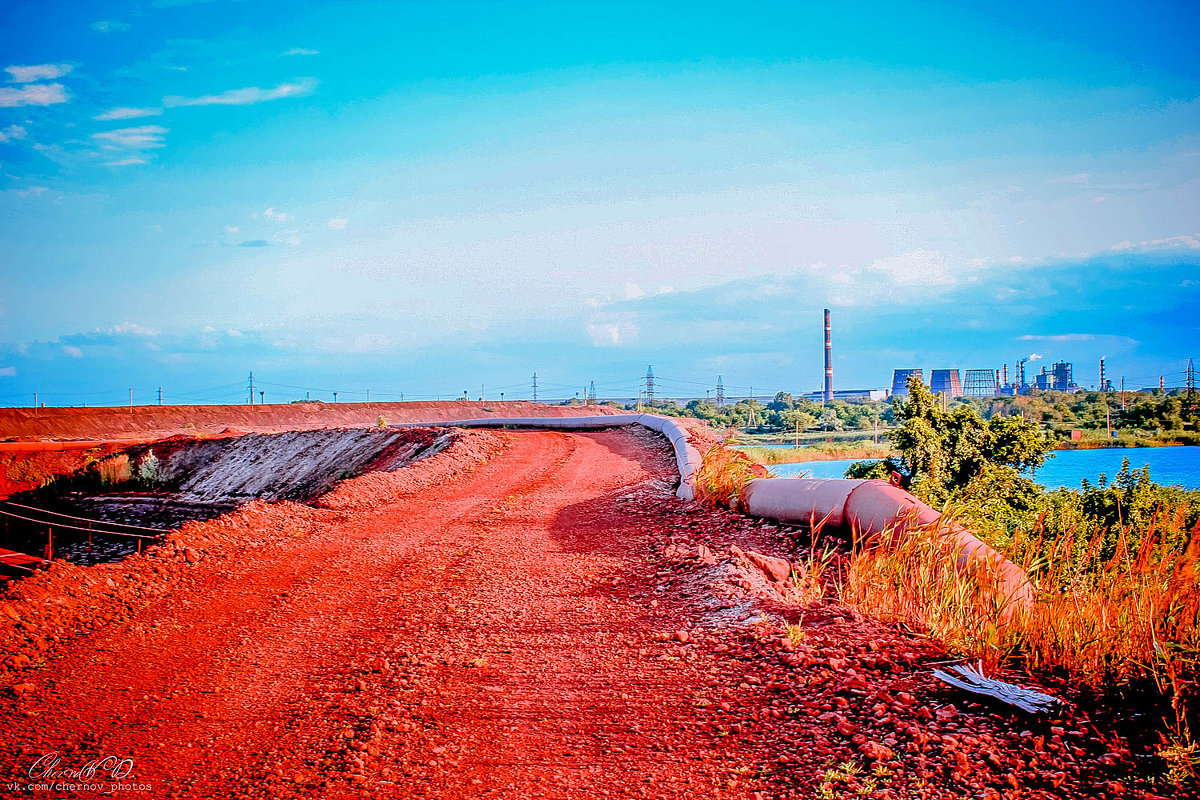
(1106, 406, 1112, 439)
(259, 391, 265, 405)
(333, 391, 338, 403)
(794, 418, 800, 449)
(157, 387, 162, 406)
(873, 415, 879, 445)
(129, 388, 133, 410)
(248, 372, 255, 405)
(366, 389, 370, 403)
(1121, 377, 1126, 410)
(532, 372, 538, 403)
(33, 392, 37, 410)
(481, 385, 485, 402)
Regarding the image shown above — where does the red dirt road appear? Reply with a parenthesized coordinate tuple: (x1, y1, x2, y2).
(0, 428, 1150, 799)
(0, 430, 752, 798)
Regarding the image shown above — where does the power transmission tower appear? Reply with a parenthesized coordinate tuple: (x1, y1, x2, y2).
(248, 372, 255, 405)
(587, 381, 596, 404)
(532, 372, 538, 403)
(715, 375, 725, 409)
(644, 366, 655, 406)
(1188, 358, 1196, 401)
(157, 387, 163, 406)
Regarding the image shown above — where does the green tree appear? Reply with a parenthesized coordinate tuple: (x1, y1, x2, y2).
(883, 375, 1050, 502)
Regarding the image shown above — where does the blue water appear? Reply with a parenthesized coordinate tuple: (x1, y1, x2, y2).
(764, 446, 1200, 490)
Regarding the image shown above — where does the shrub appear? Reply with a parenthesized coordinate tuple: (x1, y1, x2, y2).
(137, 450, 160, 484)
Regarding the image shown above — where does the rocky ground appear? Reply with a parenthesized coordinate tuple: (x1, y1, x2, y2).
(0, 425, 1184, 799)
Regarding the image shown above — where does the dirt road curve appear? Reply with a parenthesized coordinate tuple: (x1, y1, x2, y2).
(1, 427, 1136, 800)
(0, 430, 767, 798)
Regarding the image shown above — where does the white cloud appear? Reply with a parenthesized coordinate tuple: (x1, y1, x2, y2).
(867, 249, 953, 285)
(0, 366, 15, 377)
(111, 322, 160, 336)
(1045, 172, 1090, 185)
(1027, 353, 1043, 361)
(163, 78, 317, 107)
(91, 20, 131, 32)
(63, 345, 83, 358)
(327, 216, 348, 230)
(623, 281, 645, 300)
(5, 64, 73, 83)
(281, 48, 319, 57)
(1106, 233, 1200, 253)
(585, 314, 638, 347)
(225, 225, 240, 234)
(0, 83, 68, 107)
(263, 207, 289, 222)
(1147, 234, 1200, 250)
(103, 158, 147, 167)
(0, 124, 26, 142)
(15, 185, 47, 197)
(93, 125, 168, 149)
(94, 106, 162, 121)
(1019, 334, 1094, 343)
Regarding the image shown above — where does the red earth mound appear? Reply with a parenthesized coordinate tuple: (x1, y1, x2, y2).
(0, 401, 622, 443)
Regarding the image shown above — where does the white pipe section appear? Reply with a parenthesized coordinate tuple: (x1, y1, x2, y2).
(745, 477, 1032, 612)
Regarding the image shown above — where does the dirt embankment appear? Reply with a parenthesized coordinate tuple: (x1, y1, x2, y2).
(0, 401, 622, 443)
(0, 426, 1161, 799)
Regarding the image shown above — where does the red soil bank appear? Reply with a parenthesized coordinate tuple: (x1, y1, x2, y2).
(0, 401, 621, 443)
(0, 428, 1167, 799)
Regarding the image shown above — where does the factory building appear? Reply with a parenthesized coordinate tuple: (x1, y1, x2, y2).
(805, 389, 889, 403)
(929, 369, 963, 398)
(890, 369, 924, 397)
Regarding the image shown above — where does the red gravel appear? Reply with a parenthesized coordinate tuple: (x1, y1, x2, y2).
(0, 427, 1181, 799)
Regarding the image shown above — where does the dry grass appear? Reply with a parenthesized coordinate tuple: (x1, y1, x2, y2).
(740, 443, 893, 465)
(93, 454, 132, 486)
(840, 505, 1200, 779)
(695, 439, 760, 508)
(840, 518, 1018, 668)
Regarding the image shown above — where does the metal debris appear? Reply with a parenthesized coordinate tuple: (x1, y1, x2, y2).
(933, 661, 1064, 714)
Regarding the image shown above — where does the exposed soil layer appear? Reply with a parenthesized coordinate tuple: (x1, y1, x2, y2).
(0, 428, 1179, 799)
(0, 401, 621, 443)
(1, 428, 461, 567)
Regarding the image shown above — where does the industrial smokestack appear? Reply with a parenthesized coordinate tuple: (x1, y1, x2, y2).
(823, 308, 833, 403)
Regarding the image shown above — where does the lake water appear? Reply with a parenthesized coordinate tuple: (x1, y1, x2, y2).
(764, 446, 1200, 490)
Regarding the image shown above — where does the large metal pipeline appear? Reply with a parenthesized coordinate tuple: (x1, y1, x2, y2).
(744, 477, 1032, 612)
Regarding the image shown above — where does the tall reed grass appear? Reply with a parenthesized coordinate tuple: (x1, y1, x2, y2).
(841, 505, 1200, 780)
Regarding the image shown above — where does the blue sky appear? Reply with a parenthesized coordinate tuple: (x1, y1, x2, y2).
(1, 0, 1197, 405)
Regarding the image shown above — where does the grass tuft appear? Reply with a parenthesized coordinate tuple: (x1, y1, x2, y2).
(695, 439, 759, 508)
